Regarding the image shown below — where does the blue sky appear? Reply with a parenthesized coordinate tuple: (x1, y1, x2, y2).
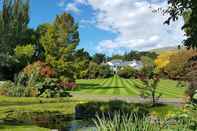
(29, 0, 184, 55)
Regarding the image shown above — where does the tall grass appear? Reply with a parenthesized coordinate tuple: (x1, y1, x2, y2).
(93, 112, 192, 131)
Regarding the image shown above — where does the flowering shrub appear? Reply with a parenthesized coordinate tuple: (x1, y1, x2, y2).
(23, 61, 56, 78)
(8, 61, 72, 98)
(60, 82, 77, 90)
(40, 66, 56, 78)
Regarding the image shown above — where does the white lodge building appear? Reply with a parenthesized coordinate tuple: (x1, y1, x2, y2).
(106, 59, 143, 73)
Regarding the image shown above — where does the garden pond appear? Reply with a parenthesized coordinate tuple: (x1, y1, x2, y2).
(1, 111, 96, 131)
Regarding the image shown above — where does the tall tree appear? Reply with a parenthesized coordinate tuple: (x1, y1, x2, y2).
(0, 0, 29, 54)
(40, 13, 79, 81)
(0, 0, 30, 80)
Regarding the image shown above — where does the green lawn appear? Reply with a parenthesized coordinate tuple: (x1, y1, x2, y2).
(74, 75, 186, 98)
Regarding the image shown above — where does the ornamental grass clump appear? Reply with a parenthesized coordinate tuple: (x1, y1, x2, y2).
(94, 112, 197, 131)
(93, 113, 160, 131)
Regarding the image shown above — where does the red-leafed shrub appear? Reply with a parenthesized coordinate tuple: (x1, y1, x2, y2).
(23, 61, 56, 78)
(60, 82, 77, 90)
(40, 65, 56, 78)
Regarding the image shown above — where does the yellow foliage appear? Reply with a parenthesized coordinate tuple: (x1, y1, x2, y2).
(155, 51, 176, 69)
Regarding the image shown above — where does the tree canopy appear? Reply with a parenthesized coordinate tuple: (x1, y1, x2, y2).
(39, 13, 80, 81)
(165, 0, 197, 49)
(0, 0, 30, 54)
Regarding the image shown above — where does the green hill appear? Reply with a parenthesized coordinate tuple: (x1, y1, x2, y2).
(150, 46, 178, 54)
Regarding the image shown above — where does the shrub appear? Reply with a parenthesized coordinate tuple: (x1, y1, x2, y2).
(98, 65, 113, 78)
(193, 91, 197, 103)
(186, 81, 197, 103)
(0, 81, 38, 97)
(75, 100, 149, 119)
(14, 44, 35, 66)
(117, 66, 138, 78)
(36, 78, 71, 98)
(23, 61, 56, 78)
(0, 81, 14, 96)
(14, 61, 70, 98)
(0, 61, 71, 98)
(0, 54, 20, 80)
(60, 82, 77, 91)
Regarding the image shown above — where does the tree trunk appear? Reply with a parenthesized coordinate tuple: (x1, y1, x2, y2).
(152, 91, 156, 106)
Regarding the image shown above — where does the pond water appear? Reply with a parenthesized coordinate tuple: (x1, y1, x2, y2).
(3, 111, 96, 131)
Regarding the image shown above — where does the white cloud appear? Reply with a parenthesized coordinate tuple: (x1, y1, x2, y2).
(58, 0, 66, 7)
(62, 0, 88, 14)
(60, 0, 185, 55)
(82, 0, 185, 54)
(75, 0, 88, 4)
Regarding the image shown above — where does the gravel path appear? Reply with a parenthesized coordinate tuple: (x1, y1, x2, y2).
(71, 92, 185, 106)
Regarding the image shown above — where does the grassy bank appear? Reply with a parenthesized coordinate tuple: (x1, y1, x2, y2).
(0, 96, 80, 131)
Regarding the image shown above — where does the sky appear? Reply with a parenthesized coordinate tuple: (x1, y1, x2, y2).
(29, 0, 185, 56)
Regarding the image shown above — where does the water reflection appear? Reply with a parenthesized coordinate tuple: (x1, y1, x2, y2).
(3, 111, 95, 131)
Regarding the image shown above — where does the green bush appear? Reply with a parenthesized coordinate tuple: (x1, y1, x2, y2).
(98, 65, 113, 78)
(75, 100, 149, 119)
(37, 78, 70, 98)
(0, 54, 20, 80)
(117, 66, 138, 78)
(193, 90, 197, 103)
(0, 81, 14, 96)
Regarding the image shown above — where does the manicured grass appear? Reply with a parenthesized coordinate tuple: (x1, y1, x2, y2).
(0, 125, 49, 131)
(75, 75, 186, 98)
(0, 96, 79, 119)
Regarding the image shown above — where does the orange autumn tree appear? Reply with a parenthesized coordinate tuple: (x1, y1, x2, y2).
(155, 49, 197, 79)
(164, 49, 197, 79)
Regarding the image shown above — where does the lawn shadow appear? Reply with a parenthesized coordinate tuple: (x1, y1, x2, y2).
(75, 83, 124, 91)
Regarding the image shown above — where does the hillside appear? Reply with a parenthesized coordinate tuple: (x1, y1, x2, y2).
(150, 46, 178, 54)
